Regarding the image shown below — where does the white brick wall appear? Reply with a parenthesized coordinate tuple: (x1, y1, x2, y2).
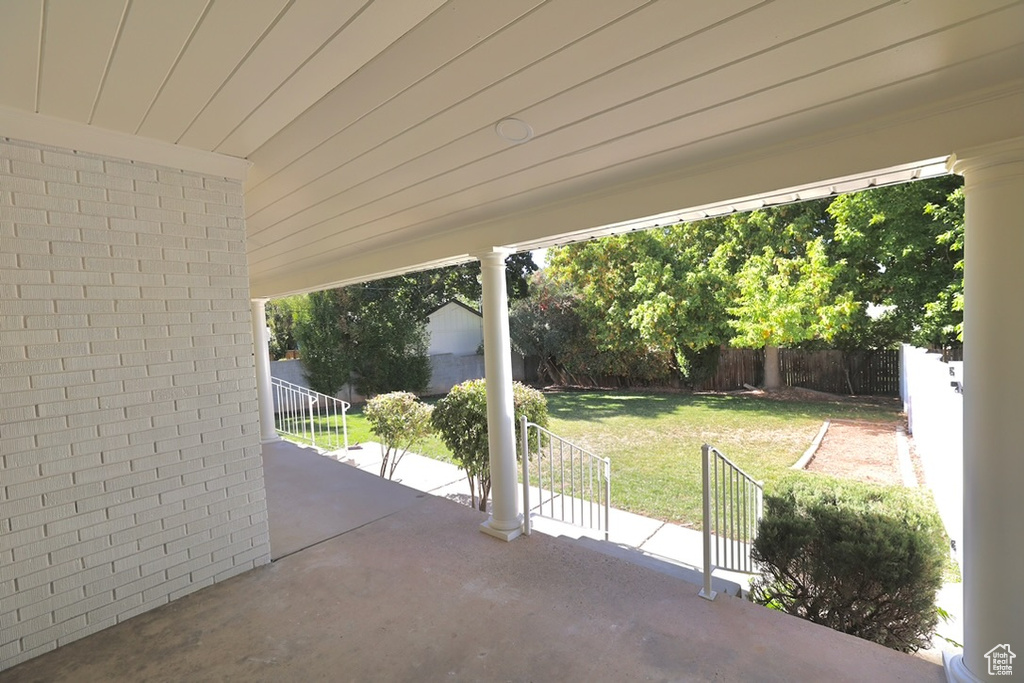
(0, 138, 269, 671)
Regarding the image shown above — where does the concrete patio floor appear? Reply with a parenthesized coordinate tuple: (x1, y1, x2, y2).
(3, 440, 944, 682)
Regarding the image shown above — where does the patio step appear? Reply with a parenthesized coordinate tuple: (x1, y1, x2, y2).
(568, 535, 745, 598)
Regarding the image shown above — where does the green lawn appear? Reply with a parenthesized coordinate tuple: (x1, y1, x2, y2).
(310, 390, 902, 528)
(542, 391, 900, 527)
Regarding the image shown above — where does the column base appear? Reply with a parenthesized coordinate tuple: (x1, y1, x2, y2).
(260, 434, 282, 444)
(480, 516, 524, 542)
(944, 652, 981, 683)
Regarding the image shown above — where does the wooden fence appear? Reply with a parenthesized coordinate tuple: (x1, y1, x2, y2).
(696, 347, 900, 396)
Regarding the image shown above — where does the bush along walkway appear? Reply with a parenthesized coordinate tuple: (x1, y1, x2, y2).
(332, 441, 749, 595)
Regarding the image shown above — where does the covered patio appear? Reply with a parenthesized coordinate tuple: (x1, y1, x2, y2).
(3, 440, 943, 682)
(2, 2, 1022, 679)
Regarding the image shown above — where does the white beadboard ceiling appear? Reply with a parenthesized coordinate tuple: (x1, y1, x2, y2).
(1, 0, 1022, 297)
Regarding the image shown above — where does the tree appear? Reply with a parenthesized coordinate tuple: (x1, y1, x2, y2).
(266, 295, 303, 360)
(540, 178, 964, 390)
(346, 283, 432, 397)
(289, 254, 537, 398)
(363, 392, 434, 480)
(728, 237, 855, 389)
(292, 290, 353, 396)
(546, 230, 719, 386)
(828, 176, 964, 349)
(431, 380, 549, 510)
(921, 186, 964, 347)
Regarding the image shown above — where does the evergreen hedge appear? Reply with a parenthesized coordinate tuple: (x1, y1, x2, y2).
(750, 475, 947, 653)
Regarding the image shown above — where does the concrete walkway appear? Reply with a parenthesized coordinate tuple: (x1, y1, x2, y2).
(340, 442, 755, 594)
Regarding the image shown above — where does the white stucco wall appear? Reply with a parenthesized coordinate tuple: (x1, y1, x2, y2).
(0, 138, 269, 670)
(426, 303, 483, 356)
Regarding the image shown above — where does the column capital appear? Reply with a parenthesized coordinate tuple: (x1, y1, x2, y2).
(948, 136, 1024, 175)
(474, 247, 513, 265)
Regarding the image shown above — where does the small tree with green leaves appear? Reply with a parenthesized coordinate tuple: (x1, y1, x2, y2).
(363, 392, 434, 480)
(431, 379, 549, 510)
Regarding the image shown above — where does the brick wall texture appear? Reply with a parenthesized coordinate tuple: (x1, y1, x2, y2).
(0, 138, 270, 671)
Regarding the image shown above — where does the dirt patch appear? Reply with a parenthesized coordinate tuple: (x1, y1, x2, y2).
(805, 419, 909, 487)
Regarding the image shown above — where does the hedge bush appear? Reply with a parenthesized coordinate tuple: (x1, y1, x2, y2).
(363, 392, 433, 480)
(749, 474, 947, 653)
(431, 379, 549, 510)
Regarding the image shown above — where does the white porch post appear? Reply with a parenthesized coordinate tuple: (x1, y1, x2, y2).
(477, 248, 523, 541)
(945, 138, 1024, 682)
(251, 298, 280, 444)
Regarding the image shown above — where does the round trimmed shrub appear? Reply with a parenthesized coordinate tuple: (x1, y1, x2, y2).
(363, 392, 433, 480)
(750, 475, 947, 653)
(431, 379, 548, 510)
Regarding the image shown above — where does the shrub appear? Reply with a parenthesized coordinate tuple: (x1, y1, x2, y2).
(749, 475, 946, 653)
(363, 392, 433, 480)
(431, 379, 549, 510)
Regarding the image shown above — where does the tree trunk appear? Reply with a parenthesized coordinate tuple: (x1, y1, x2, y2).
(763, 345, 782, 390)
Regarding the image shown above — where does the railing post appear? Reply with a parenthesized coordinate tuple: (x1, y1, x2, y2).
(699, 444, 717, 600)
(604, 460, 611, 542)
(521, 416, 531, 536)
(309, 396, 317, 447)
(342, 403, 349, 452)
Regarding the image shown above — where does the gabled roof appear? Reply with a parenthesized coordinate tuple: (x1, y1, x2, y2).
(426, 300, 482, 319)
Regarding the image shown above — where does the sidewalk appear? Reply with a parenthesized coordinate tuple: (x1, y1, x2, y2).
(334, 441, 750, 593)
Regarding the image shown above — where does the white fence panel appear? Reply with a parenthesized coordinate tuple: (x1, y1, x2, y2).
(900, 344, 963, 561)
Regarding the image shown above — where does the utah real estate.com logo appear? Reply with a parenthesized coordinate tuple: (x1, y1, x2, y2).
(986, 644, 1016, 677)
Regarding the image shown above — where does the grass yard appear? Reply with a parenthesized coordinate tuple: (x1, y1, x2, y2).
(542, 391, 901, 527)
(310, 390, 903, 528)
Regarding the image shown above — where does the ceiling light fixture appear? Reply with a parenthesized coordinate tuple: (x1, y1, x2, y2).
(495, 117, 533, 144)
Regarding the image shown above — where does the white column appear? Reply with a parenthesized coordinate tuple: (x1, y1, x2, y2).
(477, 248, 523, 541)
(251, 298, 280, 444)
(945, 138, 1024, 682)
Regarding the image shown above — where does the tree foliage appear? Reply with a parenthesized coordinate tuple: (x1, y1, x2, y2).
(750, 476, 946, 653)
(540, 177, 964, 389)
(266, 295, 303, 360)
(828, 176, 964, 349)
(279, 255, 536, 397)
(431, 380, 549, 510)
(728, 237, 855, 388)
(292, 290, 353, 396)
(363, 392, 434, 480)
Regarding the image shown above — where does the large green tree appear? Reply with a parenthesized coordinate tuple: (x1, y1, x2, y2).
(728, 237, 855, 389)
(828, 176, 964, 349)
(541, 176, 963, 389)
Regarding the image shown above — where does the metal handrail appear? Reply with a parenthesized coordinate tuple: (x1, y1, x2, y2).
(699, 444, 763, 600)
(271, 376, 349, 452)
(521, 416, 611, 541)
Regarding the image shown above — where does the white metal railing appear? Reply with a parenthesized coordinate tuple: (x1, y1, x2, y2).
(520, 416, 611, 541)
(700, 444, 763, 600)
(271, 376, 349, 452)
